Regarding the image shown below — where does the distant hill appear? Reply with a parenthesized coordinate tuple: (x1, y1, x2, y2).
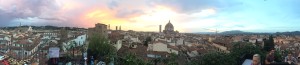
(195, 30, 250, 35)
(220, 30, 252, 35)
(195, 32, 215, 34)
(195, 30, 300, 35)
(275, 31, 300, 35)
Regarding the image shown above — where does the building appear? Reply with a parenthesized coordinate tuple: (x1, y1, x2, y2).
(163, 20, 176, 34)
(108, 24, 110, 30)
(159, 25, 162, 33)
(147, 42, 179, 55)
(60, 28, 68, 42)
(8, 38, 42, 60)
(116, 26, 118, 31)
(88, 23, 108, 39)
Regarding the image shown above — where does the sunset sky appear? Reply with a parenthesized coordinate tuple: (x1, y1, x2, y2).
(0, 0, 300, 32)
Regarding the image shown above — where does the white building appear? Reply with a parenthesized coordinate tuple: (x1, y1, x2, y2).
(176, 38, 184, 45)
(147, 42, 179, 55)
(187, 50, 199, 57)
(114, 40, 122, 51)
(130, 37, 140, 43)
(74, 34, 87, 46)
(62, 34, 87, 52)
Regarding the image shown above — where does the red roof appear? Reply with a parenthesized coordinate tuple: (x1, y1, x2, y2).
(167, 45, 180, 51)
(1, 60, 9, 65)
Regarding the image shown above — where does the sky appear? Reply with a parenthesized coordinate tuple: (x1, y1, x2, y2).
(0, 0, 300, 33)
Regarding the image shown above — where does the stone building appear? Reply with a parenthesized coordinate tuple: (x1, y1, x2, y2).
(88, 23, 108, 39)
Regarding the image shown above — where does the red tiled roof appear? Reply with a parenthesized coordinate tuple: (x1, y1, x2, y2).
(10, 38, 40, 51)
(167, 45, 180, 51)
(16, 39, 31, 44)
(117, 44, 150, 60)
(1, 60, 9, 65)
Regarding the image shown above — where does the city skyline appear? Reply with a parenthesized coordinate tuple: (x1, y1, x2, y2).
(0, 0, 300, 33)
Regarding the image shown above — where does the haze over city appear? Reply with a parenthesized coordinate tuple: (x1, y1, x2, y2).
(1, 0, 300, 32)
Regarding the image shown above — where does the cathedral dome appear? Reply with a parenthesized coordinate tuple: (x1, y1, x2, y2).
(165, 20, 174, 31)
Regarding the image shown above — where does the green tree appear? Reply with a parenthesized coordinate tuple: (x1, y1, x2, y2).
(195, 51, 235, 65)
(87, 33, 116, 63)
(119, 53, 150, 65)
(191, 42, 266, 65)
(230, 42, 266, 59)
(144, 36, 152, 46)
(255, 39, 259, 47)
(152, 57, 163, 65)
(230, 42, 267, 64)
(264, 35, 275, 51)
(269, 35, 275, 49)
(274, 49, 283, 62)
(69, 41, 76, 59)
(163, 53, 179, 65)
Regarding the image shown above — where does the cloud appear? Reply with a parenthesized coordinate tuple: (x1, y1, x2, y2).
(151, 0, 240, 14)
(108, 0, 119, 10)
(0, 0, 300, 32)
(0, 0, 60, 26)
(1, 0, 226, 28)
(37, 17, 66, 21)
(116, 9, 144, 18)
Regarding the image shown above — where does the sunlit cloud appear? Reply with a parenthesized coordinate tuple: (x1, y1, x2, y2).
(0, 0, 299, 32)
(131, 6, 177, 23)
(193, 9, 216, 17)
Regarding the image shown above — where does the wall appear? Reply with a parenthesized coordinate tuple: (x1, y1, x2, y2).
(152, 43, 168, 52)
